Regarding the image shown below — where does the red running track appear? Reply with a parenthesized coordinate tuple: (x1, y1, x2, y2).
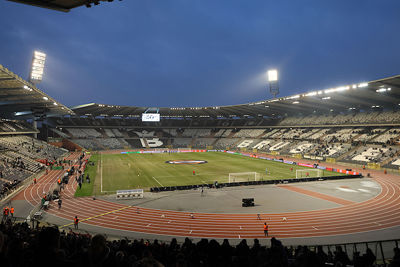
(16, 152, 400, 239)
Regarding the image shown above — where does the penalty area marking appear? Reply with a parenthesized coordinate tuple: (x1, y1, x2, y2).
(152, 176, 164, 187)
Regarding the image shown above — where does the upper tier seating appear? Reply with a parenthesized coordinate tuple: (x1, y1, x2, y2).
(233, 129, 265, 138)
(279, 111, 400, 126)
(66, 128, 102, 138)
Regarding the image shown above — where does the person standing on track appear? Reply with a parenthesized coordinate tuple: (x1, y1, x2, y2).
(10, 207, 14, 217)
(263, 222, 269, 237)
(58, 199, 62, 209)
(74, 216, 79, 230)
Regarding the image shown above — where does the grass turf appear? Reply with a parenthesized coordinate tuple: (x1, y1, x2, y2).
(74, 154, 98, 197)
(77, 152, 343, 196)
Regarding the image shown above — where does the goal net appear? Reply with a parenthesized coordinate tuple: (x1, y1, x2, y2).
(296, 169, 323, 178)
(229, 172, 261, 183)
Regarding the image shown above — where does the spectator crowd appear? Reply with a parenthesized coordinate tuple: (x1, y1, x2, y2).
(0, 221, 399, 267)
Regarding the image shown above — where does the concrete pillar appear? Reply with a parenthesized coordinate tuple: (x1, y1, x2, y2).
(33, 120, 38, 138)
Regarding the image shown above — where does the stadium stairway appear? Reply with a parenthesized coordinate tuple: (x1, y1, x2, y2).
(92, 139, 107, 150)
(190, 137, 197, 147)
(97, 128, 109, 138)
(142, 138, 150, 148)
(368, 128, 391, 143)
(120, 130, 131, 139)
(381, 149, 400, 167)
(117, 138, 128, 148)
(334, 143, 362, 161)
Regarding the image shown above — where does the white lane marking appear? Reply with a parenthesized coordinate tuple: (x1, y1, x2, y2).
(101, 153, 103, 192)
(361, 181, 380, 188)
(358, 188, 371, 193)
(337, 187, 357, 192)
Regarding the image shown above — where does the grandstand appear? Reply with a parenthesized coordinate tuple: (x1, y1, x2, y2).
(3, 0, 400, 264)
(2, 60, 400, 267)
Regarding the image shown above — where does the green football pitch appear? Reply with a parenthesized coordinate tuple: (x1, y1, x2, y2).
(79, 152, 343, 196)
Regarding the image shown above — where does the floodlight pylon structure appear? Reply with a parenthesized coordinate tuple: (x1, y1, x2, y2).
(267, 69, 279, 98)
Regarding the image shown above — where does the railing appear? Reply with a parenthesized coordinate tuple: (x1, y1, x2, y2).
(308, 239, 400, 267)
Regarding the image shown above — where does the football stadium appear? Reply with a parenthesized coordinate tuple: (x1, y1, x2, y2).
(1, 1, 400, 266)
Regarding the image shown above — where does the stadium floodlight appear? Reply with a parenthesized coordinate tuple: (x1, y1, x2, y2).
(376, 88, 391, 93)
(23, 85, 33, 91)
(358, 82, 368, 88)
(267, 69, 279, 98)
(267, 69, 278, 82)
(29, 50, 46, 84)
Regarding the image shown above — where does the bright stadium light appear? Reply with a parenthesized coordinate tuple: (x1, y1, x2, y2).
(29, 50, 46, 84)
(267, 69, 278, 82)
(358, 82, 368, 88)
(267, 69, 279, 98)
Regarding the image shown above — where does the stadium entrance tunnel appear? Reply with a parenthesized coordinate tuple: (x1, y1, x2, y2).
(165, 160, 208, 164)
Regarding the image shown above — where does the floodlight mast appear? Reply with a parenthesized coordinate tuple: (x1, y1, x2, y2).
(267, 69, 279, 98)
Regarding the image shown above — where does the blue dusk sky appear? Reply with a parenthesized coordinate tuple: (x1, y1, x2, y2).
(0, 0, 399, 108)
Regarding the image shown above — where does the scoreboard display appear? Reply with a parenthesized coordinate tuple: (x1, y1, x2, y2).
(142, 113, 160, 122)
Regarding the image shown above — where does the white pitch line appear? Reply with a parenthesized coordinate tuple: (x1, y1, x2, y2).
(152, 176, 164, 187)
(100, 153, 103, 192)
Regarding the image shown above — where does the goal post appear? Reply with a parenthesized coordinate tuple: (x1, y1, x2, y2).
(229, 172, 261, 183)
(296, 169, 323, 178)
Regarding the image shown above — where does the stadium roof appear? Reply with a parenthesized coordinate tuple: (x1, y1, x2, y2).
(7, 0, 118, 12)
(71, 74, 400, 119)
(0, 64, 74, 119)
